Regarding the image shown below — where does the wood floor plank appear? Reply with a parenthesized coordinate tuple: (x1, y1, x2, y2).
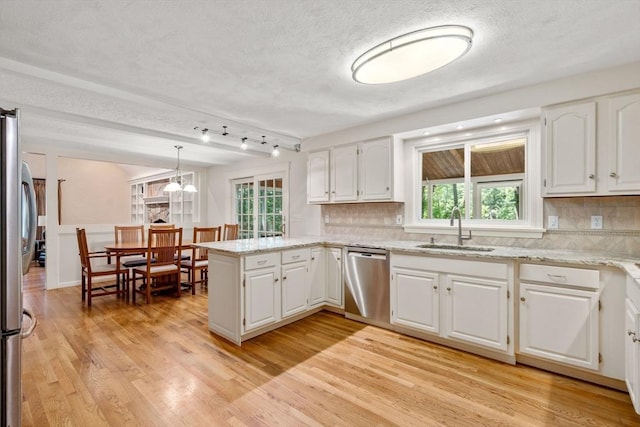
(19, 267, 640, 426)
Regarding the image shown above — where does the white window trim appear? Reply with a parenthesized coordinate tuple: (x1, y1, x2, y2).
(403, 119, 543, 238)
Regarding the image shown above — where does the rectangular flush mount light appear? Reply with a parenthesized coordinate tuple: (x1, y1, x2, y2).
(351, 25, 473, 84)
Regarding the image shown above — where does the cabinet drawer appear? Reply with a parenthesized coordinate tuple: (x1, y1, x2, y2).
(245, 252, 279, 270)
(520, 264, 599, 289)
(282, 248, 310, 264)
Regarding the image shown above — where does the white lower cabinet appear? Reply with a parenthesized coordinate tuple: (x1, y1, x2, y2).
(391, 268, 439, 334)
(326, 247, 343, 306)
(281, 261, 308, 318)
(309, 247, 326, 307)
(444, 275, 508, 352)
(625, 298, 639, 413)
(390, 253, 512, 356)
(626, 272, 640, 414)
(244, 266, 280, 332)
(519, 283, 599, 370)
(209, 246, 343, 345)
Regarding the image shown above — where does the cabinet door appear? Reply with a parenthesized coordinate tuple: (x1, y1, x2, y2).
(307, 150, 330, 202)
(519, 283, 599, 370)
(326, 248, 342, 306)
(331, 144, 358, 202)
(543, 102, 596, 194)
(625, 299, 640, 414)
(444, 275, 508, 351)
(244, 268, 279, 331)
(281, 262, 308, 318)
(309, 248, 326, 307)
(360, 138, 392, 200)
(391, 268, 439, 334)
(608, 93, 640, 192)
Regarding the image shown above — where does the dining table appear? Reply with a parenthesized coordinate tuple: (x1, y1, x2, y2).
(103, 241, 194, 297)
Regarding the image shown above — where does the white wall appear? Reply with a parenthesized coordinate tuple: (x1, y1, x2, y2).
(58, 157, 130, 225)
(302, 62, 640, 149)
(22, 152, 46, 178)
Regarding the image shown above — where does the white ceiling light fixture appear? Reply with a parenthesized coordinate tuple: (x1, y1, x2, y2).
(240, 137, 248, 150)
(351, 25, 473, 84)
(163, 145, 197, 193)
(271, 145, 280, 157)
(201, 128, 210, 142)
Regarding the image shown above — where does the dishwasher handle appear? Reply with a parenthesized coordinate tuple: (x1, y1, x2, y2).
(349, 252, 387, 261)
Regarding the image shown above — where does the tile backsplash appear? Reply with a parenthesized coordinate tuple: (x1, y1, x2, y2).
(321, 196, 640, 257)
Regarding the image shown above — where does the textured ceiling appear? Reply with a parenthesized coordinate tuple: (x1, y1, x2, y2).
(1, 0, 639, 167)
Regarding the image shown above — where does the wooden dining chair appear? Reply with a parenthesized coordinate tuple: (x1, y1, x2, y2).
(150, 223, 175, 229)
(76, 228, 127, 306)
(223, 223, 239, 240)
(132, 227, 183, 304)
(181, 226, 221, 293)
(114, 225, 147, 267)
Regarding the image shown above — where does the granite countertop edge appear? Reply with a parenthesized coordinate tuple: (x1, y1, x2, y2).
(196, 236, 640, 280)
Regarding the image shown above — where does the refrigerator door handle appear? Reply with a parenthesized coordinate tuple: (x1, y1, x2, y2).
(20, 307, 37, 338)
(21, 162, 37, 275)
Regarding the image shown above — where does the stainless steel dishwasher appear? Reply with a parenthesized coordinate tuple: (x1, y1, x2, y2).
(344, 246, 390, 326)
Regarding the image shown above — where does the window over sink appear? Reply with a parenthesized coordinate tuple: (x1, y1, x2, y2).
(405, 120, 543, 237)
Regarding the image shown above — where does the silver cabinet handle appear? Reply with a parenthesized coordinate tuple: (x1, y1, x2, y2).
(282, 276, 287, 280)
(21, 308, 37, 339)
(446, 287, 451, 291)
(588, 174, 595, 179)
(520, 297, 526, 302)
(610, 172, 617, 178)
(292, 255, 300, 259)
(547, 274, 566, 282)
(433, 285, 438, 290)
(311, 257, 315, 261)
(274, 278, 279, 282)
(257, 260, 267, 265)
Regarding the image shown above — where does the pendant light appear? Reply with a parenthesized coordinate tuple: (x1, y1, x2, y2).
(163, 145, 197, 193)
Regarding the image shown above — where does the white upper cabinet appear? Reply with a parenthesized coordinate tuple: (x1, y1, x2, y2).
(542, 101, 597, 195)
(331, 144, 359, 202)
(307, 150, 330, 202)
(359, 137, 392, 200)
(306, 136, 402, 203)
(542, 90, 640, 197)
(608, 92, 640, 192)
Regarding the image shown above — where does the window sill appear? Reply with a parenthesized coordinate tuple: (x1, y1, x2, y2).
(403, 224, 545, 239)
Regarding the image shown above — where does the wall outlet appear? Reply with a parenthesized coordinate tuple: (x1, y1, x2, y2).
(324, 215, 330, 224)
(396, 214, 403, 225)
(548, 216, 559, 229)
(591, 215, 603, 229)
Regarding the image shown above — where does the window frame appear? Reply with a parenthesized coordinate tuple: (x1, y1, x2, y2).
(404, 119, 543, 238)
(232, 171, 288, 239)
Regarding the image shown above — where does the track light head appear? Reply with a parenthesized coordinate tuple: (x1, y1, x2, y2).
(201, 128, 210, 142)
(222, 125, 228, 136)
(241, 137, 248, 150)
(271, 145, 280, 157)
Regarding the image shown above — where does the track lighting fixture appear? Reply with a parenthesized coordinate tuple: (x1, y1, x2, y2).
(192, 126, 298, 155)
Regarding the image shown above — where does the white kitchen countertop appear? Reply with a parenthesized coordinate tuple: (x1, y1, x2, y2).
(196, 236, 640, 280)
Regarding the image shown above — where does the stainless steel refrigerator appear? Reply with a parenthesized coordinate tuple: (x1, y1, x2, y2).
(1, 108, 38, 427)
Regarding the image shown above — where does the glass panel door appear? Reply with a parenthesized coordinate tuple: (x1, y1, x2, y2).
(233, 174, 286, 238)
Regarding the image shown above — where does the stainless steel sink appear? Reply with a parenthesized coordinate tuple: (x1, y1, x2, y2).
(416, 243, 495, 252)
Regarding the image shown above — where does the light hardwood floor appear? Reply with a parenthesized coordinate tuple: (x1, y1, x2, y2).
(21, 267, 639, 426)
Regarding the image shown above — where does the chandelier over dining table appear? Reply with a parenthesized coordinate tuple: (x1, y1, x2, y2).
(163, 145, 197, 193)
